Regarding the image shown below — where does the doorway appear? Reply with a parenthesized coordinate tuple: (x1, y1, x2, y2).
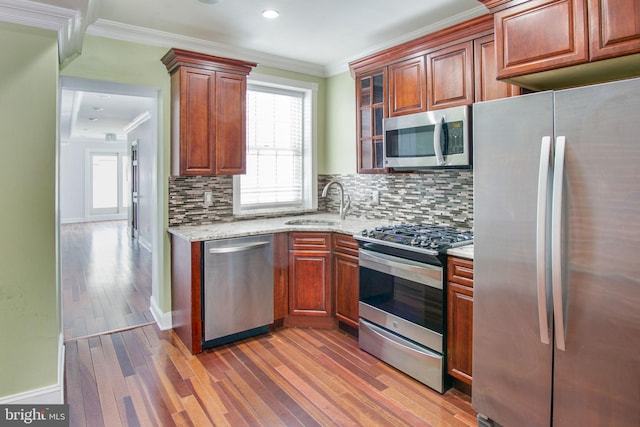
(58, 76, 160, 341)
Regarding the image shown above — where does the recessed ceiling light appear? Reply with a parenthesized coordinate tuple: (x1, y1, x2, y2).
(88, 117, 98, 121)
(93, 107, 104, 111)
(262, 9, 280, 19)
(198, 0, 221, 4)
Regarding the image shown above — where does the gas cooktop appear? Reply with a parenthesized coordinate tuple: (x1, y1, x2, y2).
(356, 224, 473, 254)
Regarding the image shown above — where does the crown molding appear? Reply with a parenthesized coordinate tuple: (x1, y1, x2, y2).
(0, 0, 92, 64)
(2, 1, 489, 78)
(86, 19, 328, 78)
(326, 5, 488, 77)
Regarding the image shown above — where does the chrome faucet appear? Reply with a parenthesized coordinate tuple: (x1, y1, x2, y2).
(321, 181, 351, 220)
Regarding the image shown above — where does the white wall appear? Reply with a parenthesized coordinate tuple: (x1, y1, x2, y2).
(59, 139, 128, 223)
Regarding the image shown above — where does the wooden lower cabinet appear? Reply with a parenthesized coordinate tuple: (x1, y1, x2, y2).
(273, 233, 289, 325)
(333, 234, 360, 328)
(170, 235, 203, 354)
(286, 232, 335, 328)
(447, 256, 474, 387)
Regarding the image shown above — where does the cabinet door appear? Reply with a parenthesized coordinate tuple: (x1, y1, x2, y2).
(356, 71, 387, 173)
(215, 72, 246, 175)
(494, 0, 588, 79)
(588, 0, 640, 60)
(474, 35, 520, 102)
(388, 57, 427, 116)
(289, 250, 331, 316)
(447, 282, 473, 385)
(179, 67, 216, 175)
(333, 252, 359, 327)
(427, 42, 474, 110)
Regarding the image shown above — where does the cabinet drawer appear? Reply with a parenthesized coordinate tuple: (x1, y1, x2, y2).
(448, 257, 474, 287)
(290, 232, 331, 250)
(332, 234, 360, 257)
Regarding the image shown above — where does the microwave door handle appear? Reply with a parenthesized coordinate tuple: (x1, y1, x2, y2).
(433, 117, 445, 166)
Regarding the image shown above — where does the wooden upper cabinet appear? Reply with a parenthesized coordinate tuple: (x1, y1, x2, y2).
(494, 0, 588, 79)
(215, 72, 247, 175)
(178, 67, 216, 175)
(474, 35, 520, 102)
(388, 57, 427, 116)
(162, 48, 256, 176)
(588, 0, 640, 60)
(426, 42, 474, 110)
(356, 70, 387, 173)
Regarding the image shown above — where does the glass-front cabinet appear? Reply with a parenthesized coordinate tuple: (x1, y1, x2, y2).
(356, 70, 387, 173)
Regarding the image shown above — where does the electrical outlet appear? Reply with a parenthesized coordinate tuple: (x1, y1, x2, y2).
(372, 190, 380, 205)
(204, 191, 213, 205)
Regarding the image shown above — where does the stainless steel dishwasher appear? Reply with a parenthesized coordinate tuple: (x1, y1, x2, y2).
(203, 234, 274, 348)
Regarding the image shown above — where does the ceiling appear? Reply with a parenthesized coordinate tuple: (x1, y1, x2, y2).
(60, 89, 154, 142)
(49, 0, 487, 142)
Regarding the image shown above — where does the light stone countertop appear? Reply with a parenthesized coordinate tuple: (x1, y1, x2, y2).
(446, 244, 474, 260)
(167, 213, 394, 242)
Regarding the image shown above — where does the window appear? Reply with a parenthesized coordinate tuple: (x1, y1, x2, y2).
(86, 149, 128, 218)
(233, 74, 317, 215)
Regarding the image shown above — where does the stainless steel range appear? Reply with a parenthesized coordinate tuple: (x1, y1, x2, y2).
(354, 224, 473, 393)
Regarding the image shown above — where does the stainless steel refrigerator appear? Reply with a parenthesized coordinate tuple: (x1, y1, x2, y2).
(472, 77, 640, 426)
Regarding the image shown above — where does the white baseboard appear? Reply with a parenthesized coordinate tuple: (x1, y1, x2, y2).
(150, 296, 172, 331)
(0, 334, 65, 405)
(60, 217, 84, 224)
(138, 235, 152, 253)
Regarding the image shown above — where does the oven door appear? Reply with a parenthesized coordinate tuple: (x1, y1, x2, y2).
(358, 248, 444, 353)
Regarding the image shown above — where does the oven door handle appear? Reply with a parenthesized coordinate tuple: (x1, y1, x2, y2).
(359, 249, 443, 289)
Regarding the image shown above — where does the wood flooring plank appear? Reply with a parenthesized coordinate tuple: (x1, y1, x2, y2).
(61, 221, 153, 341)
(89, 340, 123, 427)
(240, 338, 330, 427)
(76, 337, 105, 427)
(124, 375, 155, 427)
(215, 377, 264, 426)
(135, 362, 179, 425)
(122, 396, 141, 427)
(64, 341, 87, 426)
(214, 353, 286, 427)
(148, 354, 188, 415)
(66, 325, 477, 427)
(185, 376, 232, 427)
(275, 364, 357, 427)
(180, 395, 214, 427)
(226, 343, 308, 427)
(110, 333, 136, 378)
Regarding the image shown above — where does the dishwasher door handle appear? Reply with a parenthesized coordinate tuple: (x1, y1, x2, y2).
(208, 241, 271, 254)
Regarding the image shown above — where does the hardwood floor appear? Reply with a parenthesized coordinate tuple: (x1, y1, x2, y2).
(61, 221, 154, 341)
(65, 325, 477, 426)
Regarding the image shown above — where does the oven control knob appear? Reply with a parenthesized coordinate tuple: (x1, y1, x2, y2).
(361, 229, 368, 236)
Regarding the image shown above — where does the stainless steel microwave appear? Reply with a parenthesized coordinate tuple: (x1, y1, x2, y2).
(383, 105, 471, 169)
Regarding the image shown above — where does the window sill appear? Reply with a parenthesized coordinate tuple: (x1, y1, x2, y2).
(233, 207, 319, 220)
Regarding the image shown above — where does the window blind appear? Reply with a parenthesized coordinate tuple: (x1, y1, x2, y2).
(241, 87, 304, 208)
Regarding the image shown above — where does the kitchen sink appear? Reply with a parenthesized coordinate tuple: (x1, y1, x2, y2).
(284, 219, 340, 226)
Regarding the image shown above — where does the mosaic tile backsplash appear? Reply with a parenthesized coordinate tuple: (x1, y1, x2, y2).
(169, 171, 473, 230)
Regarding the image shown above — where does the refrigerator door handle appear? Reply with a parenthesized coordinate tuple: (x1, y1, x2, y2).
(433, 117, 445, 166)
(536, 136, 552, 345)
(552, 136, 567, 351)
